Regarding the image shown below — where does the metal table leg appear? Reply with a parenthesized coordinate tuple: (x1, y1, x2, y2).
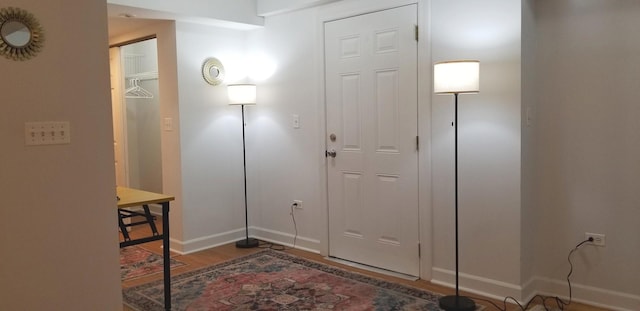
(162, 202, 171, 311)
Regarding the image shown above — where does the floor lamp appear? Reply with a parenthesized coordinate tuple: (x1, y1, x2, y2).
(434, 60, 480, 311)
(228, 84, 260, 248)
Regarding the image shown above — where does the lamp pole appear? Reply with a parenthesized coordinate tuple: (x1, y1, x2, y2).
(438, 92, 475, 311)
(236, 104, 259, 248)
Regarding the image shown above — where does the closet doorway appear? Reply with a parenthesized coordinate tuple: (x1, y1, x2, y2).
(109, 38, 162, 193)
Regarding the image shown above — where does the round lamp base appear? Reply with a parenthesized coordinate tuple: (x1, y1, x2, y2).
(235, 238, 260, 248)
(439, 295, 476, 311)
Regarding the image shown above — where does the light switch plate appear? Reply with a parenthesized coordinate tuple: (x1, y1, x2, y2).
(292, 114, 300, 129)
(25, 121, 71, 146)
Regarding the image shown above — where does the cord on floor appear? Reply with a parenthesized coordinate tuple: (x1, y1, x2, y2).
(470, 237, 594, 311)
(256, 202, 299, 251)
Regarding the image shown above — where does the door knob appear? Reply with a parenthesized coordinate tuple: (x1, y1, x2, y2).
(326, 149, 337, 158)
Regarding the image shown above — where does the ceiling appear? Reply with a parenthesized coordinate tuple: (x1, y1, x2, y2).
(106, 0, 344, 39)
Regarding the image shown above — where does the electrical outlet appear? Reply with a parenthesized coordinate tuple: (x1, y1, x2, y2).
(585, 232, 606, 246)
(293, 200, 303, 209)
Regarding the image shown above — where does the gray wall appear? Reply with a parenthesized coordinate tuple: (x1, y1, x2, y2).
(0, 0, 122, 309)
(532, 1, 640, 308)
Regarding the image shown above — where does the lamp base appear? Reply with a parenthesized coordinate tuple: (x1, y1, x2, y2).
(235, 238, 260, 248)
(439, 295, 476, 311)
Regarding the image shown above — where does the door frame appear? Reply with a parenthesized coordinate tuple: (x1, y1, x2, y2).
(315, 0, 434, 280)
(110, 46, 130, 187)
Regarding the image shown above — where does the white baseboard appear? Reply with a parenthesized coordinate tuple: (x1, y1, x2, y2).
(531, 277, 640, 311)
(252, 227, 321, 254)
(431, 268, 640, 311)
(431, 267, 525, 302)
(168, 226, 320, 255)
(169, 228, 246, 255)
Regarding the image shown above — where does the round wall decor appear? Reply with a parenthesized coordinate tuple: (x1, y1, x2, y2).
(0, 7, 44, 61)
(202, 57, 225, 86)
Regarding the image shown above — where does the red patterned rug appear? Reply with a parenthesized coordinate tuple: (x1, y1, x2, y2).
(123, 250, 475, 311)
(121, 246, 186, 281)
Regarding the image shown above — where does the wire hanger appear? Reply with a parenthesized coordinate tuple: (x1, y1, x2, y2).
(124, 78, 154, 99)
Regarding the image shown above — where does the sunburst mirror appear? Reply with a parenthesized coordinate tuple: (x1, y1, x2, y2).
(0, 7, 44, 61)
(202, 57, 225, 86)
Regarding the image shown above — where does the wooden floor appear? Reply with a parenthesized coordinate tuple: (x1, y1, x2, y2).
(121, 222, 608, 311)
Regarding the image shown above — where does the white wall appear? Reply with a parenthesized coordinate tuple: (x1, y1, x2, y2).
(430, 0, 523, 297)
(0, 0, 122, 309)
(246, 6, 325, 251)
(173, 22, 255, 252)
(532, 1, 640, 309)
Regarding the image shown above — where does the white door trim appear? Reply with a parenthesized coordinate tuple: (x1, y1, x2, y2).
(314, 0, 433, 280)
(110, 47, 130, 187)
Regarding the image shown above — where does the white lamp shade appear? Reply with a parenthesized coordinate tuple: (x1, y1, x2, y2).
(228, 84, 257, 105)
(433, 60, 480, 94)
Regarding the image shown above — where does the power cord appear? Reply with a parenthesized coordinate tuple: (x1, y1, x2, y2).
(290, 202, 299, 249)
(471, 237, 594, 311)
(257, 202, 299, 251)
(258, 240, 286, 250)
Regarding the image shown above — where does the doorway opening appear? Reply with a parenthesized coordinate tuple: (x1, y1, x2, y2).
(110, 38, 162, 193)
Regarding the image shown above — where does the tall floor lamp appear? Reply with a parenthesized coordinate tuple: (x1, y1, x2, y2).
(434, 60, 480, 311)
(228, 84, 260, 248)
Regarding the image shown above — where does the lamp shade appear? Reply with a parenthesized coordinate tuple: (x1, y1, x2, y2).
(433, 60, 480, 94)
(228, 84, 257, 105)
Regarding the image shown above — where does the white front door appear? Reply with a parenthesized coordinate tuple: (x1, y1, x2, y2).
(325, 4, 420, 276)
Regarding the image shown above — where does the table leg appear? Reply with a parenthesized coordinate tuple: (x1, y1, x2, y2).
(162, 202, 171, 311)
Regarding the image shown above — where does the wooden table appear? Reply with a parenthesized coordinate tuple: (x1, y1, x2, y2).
(117, 186, 174, 311)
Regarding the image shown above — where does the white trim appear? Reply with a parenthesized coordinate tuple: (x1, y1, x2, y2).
(314, 4, 330, 257)
(253, 227, 321, 254)
(316, 0, 419, 23)
(520, 276, 539, 307)
(416, 0, 432, 282)
(168, 226, 320, 255)
(327, 257, 418, 281)
(169, 227, 245, 255)
(532, 277, 640, 311)
(431, 267, 525, 302)
(431, 269, 640, 311)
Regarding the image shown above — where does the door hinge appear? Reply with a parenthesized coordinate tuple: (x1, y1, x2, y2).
(418, 242, 421, 258)
(415, 25, 419, 41)
(416, 136, 419, 151)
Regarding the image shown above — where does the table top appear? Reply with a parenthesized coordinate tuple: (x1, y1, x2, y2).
(116, 186, 175, 208)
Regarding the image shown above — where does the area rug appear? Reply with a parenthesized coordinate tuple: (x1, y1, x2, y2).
(121, 246, 187, 281)
(123, 249, 478, 311)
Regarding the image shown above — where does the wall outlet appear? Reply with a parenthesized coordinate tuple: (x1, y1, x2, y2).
(293, 200, 303, 209)
(585, 232, 606, 246)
